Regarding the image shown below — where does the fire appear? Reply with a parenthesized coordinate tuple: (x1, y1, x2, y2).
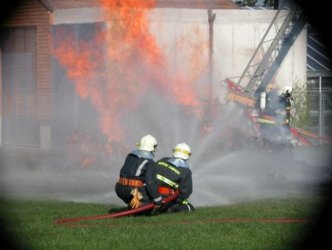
(53, 0, 210, 153)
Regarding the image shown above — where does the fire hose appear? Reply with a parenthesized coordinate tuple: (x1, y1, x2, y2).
(55, 190, 179, 225)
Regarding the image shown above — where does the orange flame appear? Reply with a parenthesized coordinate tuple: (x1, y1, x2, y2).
(53, 0, 210, 148)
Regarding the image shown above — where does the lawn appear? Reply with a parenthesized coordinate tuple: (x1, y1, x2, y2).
(0, 194, 326, 250)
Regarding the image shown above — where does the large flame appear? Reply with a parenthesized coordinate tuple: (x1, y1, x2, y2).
(53, 0, 210, 151)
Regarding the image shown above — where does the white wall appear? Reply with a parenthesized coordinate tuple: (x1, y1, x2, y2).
(53, 7, 307, 103)
(148, 8, 307, 102)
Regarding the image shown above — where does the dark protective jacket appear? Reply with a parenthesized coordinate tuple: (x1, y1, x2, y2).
(155, 157, 193, 203)
(115, 151, 161, 204)
(279, 94, 292, 113)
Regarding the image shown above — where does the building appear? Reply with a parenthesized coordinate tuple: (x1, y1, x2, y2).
(1, 0, 319, 155)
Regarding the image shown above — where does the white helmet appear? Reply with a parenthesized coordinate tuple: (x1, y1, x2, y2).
(137, 134, 157, 152)
(173, 143, 191, 160)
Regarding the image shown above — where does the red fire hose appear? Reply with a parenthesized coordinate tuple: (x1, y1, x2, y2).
(55, 190, 179, 225)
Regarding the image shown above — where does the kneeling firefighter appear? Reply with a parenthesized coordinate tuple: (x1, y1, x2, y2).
(155, 143, 195, 213)
(115, 135, 162, 210)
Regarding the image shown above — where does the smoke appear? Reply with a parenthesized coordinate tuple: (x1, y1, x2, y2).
(1, 111, 330, 207)
(0, 0, 331, 208)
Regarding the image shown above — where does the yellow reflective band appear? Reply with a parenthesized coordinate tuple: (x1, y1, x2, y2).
(174, 148, 190, 156)
(181, 199, 189, 205)
(156, 174, 179, 189)
(256, 118, 276, 124)
(157, 161, 180, 175)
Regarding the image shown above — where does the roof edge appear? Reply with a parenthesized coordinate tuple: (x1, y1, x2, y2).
(38, 0, 57, 12)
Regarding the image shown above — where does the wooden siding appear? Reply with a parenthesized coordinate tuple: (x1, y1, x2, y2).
(1, 0, 52, 123)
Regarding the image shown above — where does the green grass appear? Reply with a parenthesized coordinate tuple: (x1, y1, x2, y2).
(0, 195, 323, 250)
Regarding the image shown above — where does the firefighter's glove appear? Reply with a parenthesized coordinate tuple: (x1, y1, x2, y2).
(129, 188, 143, 209)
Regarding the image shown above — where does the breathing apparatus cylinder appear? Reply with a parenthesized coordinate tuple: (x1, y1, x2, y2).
(260, 91, 266, 112)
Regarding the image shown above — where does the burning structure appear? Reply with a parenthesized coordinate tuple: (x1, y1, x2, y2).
(1, 0, 330, 206)
(0, 0, 306, 154)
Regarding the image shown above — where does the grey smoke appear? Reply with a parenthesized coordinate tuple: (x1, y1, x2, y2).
(1, 92, 331, 207)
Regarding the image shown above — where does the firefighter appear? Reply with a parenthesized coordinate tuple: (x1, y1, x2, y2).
(277, 88, 293, 142)
(155, 143, 195, 213)
(279, 88, 293, 125)
(115, 134, 163, 210)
